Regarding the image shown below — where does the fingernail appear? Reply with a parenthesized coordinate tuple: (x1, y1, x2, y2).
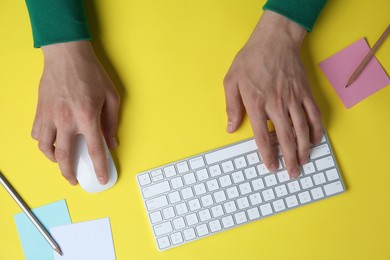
(98, 177, 107, 185)
(300, 157, 309, 165)
(111, 137, 118, 149)
(227, 121, 234, 133)
(269, 163, 278, 172)
(291, 168, 300, 179)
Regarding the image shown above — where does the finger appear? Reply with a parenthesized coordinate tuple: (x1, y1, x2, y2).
(303, 98, 323, 144)
(37, 123, 57, 162)
(289, 103, 311, 165)
(101, 92, 120, 149)
(245, 107, 278, 172)
(269, 110, 300, 178)
(31, 107, 42, 140)
(223, 76, 245, 133)
(84, 126, 109, 185)
(55, 132, 77, 185)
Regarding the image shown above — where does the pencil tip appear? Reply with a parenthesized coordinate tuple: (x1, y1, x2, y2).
(55, 247, 63, 256)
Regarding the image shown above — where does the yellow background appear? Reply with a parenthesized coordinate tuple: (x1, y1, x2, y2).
(1, 0, 390, 259)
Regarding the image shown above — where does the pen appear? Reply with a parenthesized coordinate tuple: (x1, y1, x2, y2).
(0, 171, 63, 256)
(346, 24, 390, 88)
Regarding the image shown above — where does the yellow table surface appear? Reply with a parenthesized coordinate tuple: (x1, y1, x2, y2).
(1, 1, 390, 259)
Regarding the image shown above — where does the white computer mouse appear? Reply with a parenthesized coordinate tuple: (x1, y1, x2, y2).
(74, 135, 118, 193)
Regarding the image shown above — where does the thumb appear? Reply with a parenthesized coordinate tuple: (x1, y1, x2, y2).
(223, 79, 245, 133)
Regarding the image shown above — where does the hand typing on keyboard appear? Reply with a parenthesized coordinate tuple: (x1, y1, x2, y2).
(223, 11, 323, 179)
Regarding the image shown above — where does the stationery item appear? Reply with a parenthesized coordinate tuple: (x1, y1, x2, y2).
(319, 38, 390, 108)
(14, 200, 71, 260)
(0, 171, 63, 256)
(346, 24, 390, 87)
(51, 218, 116, 260)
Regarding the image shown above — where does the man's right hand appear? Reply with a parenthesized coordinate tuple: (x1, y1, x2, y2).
(31, 41, 120, 185)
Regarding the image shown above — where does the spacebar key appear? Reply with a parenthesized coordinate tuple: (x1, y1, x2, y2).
(142, 181, 171, 199)
(205, 139, 258, 165)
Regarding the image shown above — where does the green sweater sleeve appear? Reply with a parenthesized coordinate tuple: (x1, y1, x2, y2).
(263, 0, 327, 31)
(25, 0, 91, 48)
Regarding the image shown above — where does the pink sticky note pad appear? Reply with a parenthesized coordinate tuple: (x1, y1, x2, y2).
(319, 38, 390, 108)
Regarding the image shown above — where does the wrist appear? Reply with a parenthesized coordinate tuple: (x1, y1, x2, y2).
(42, 40, 95, 64)
(249, 10, 307, 51)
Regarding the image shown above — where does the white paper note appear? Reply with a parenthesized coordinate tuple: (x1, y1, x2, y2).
(51, 218, 116, 260)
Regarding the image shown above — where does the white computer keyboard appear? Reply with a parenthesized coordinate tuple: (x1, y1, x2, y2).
(136, 131, 345, 251)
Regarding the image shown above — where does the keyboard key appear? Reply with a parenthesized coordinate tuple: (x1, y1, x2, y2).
(151, 169, 164, 182)
(302, 162, 315, 175)
(249, 192, 262, 205)
(183, 172, 196, 185)
(146, 195, 169, 211)
(194, 183, 207, 195)
(257, 164, 270, 175)
(211, 205, 224, 218)
(251, 178, 265, 191)
(189, 156, 205, 170)
(163, 207, 176, 219)
(201, 194, 213, 207)
(259, 203, 273, 216)
(300, 177, 314, 189)
(186, 213, 199, 226)
(209, 165, 222, 177)
(183, 228, 196, 241)
(209, 219, 222, 232)
(276, 170, 290, 183)
(206, 179, 219, 192)
(205, 139, 257, 165)
(264, 174, 277, 187)
(247, 207, 261, 220)
(177, 161, 190, 174)
(224, 201, 237, 214)
(298, 191, 311, 204)
(226, 186, 239, 199)
(324, 181, 343, 196)
(164, 165, 177, 178)
(219, 175, 232, 188)
(171, 177, 184, 189)
(234, 211, 248, 224)
(168, 191, 181, 204)
(149, 211, 163, 224)
(231, 171, 245, 183)
(138, 173, 151, 186)
(285, 195, 298, 208)
(246, 152, 260, 165)
(315, 156, 335, 171)
(188, 198, 201, 211)
(311, 187, 325, 200)
(175, 203, 188, 215)
(157, 236, 170, 250)
(313, 172, 326, 185)
(325, 168, 339, 181)
(234, 156, 247, 169)
(170, 232, 184, 245)
(244, 167, 257, 180)
(238, 182, 252, 195)
(196, 224, 209, 236)
(273, 199, 286, 212)
(236, 197, 250, 209)
(198, 209, 212, 222)
(213, 190, 227, 203)
(196, 169, 209, 181)
(275, 184, 288, 197)
(154, 221, 173, 236)
(173, 217, 186, 230)
(142, 181, 171, 199)
(287, 180, 301, 193)
(262, 189, 275, 201)
(310, 144, 330, 159)
(221, 215, 234, 228)
(181, 187, 194, 200)
(221, 160, 234, 173)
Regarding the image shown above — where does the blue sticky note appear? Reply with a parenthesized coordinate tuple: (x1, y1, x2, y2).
(14, 200, 71, 260)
